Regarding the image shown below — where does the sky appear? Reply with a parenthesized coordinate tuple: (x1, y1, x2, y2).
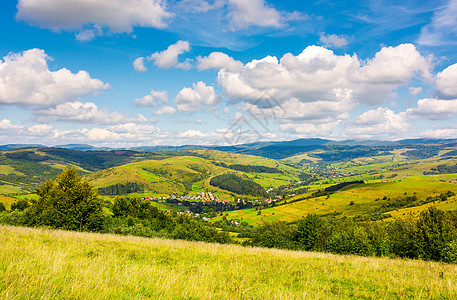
(1, 0, 457, 147)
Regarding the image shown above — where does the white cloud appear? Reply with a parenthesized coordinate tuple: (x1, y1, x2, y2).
(319, 33, 348, 48)
(406, 98, 457, 120)
(280, 121, 341, 137)
(75, 26, 102, 41)
(0, 119, 56, 144)
(227, 0, 282, 30)
(217, 43, 431, 124)
(28, 124, 54, 136)
(0, 119, 22, 131)
(16, 0, 172, 38)
(421, 127, 457, 139)
(175, 81, 220, 111)
(435, 63, 457, 99)
(347, 108, 410, 139)
(133, 57, 147, 72)
(357, 44, 431, 84)
(135, 40, 192, 71)
(33, 101, 148, 124)
(134, 90, 168, 106)
(178, 129, 208, 138)
(0, 49, 109, 106)
(417, 0, 457, 46)
(152, 106, 177, 115)
(48, 123, 162, 146)
(197, 52, 243, 72)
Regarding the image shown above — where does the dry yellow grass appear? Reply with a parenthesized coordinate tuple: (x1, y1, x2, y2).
(1, 225, 457, 299)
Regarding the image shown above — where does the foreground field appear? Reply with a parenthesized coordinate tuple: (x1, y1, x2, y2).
(1, 226, 457, 299)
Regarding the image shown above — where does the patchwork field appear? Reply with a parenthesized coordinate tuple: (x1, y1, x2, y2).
(214, 176, 457, 225)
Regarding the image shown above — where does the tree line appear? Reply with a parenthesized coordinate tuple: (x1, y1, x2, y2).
(247, 208, 457, 263)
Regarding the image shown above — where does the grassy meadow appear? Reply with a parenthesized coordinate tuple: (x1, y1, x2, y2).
(214, 176, 457, 225)
(1, 225, 457, 299)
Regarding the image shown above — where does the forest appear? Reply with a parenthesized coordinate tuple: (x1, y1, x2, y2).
(210, 173, 267, 197)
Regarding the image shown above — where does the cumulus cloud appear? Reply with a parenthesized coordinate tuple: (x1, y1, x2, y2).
(347, 107, 410, 139)
(406, 98, 457, 120)
(417, 0, 457, 46)
(280, 121, 341, 137)
(217, 43, 431, 124)
(33, 101, 148, 124)
(133, 57, 147, 72)
(135, 41, 191, 71)
(16, 0, 172, 39)
(421, 127, 457, 139)
(435, 63, 457, 99)
(175, 81, 220, 111)
(357, 44, 431, 84)
(197, 52, 243, 72)
(178, 129, 208, 138)
(152, 106, 177, 115)
(0, 119, 55, 144)
(79, 123, 160, 142)
(319, 33, 348, 48)
(134, 90, 168, 106)
(0, 49, 109, 106)
(0, 119, 238, 147)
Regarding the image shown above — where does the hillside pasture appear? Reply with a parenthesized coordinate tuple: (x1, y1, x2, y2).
(215, 176, 457, 224)
(1, 225, 457, 299)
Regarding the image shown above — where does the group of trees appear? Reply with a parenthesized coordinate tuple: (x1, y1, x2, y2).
(98, 182, 144, 196)
(210, 174, 266, 197)
(226, 164, 280, 173)
(248, 207, 457, 263)
(0, 167, 231, 244)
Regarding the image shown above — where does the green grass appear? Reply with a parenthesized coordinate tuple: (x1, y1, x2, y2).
(0, 184, 24, 194)
(0, 165, 19, 175)
(214, 175, 457, 224)
(1, 225, 457, 299)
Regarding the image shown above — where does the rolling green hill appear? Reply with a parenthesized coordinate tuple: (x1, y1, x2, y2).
(86, 152, 303, 200)
(1, 145, 457, 228)
(213, 176, 457, 225)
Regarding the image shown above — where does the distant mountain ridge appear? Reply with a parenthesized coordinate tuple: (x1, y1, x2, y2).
(1, 138, 457, 154)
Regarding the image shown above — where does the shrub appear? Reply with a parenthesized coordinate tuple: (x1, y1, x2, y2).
(416, 206, 457, 261)
(250, 221, 295, 249)
(11, 200, 29, 211)
(295, 214, 327, 251)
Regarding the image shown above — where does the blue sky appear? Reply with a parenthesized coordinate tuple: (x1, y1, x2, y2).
(1, 0, 457, 147)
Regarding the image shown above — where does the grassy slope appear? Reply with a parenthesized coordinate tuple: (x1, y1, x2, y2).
(0, 195, 16, 209)
(215, 176, 457, 225)
(0, 149, 90, 194)
(87, 156, 231, 194)
(1, 225, 457, 299)
(87, 152, 302, 197)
